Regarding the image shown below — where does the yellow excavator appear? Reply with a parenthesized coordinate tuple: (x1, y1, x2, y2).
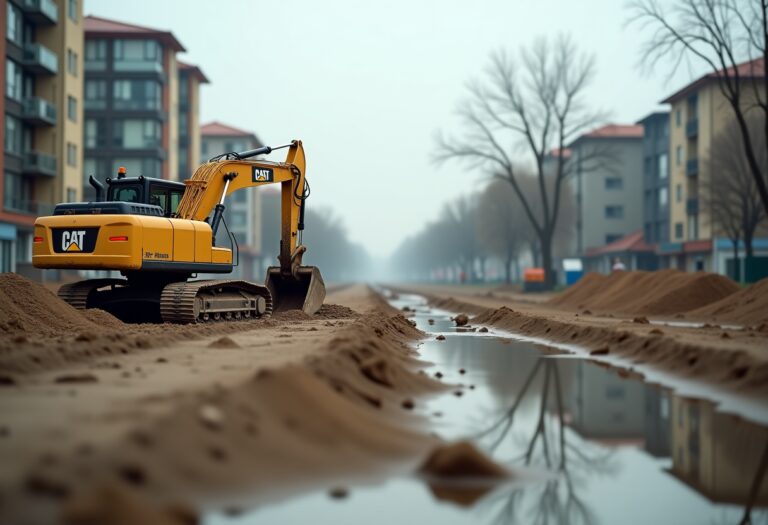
(32, 140, 325, 323)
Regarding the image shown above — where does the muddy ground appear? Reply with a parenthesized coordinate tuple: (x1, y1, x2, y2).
(394, 270, 768, 399)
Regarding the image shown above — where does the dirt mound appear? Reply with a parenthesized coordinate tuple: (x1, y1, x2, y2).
(0, 273, 122, 338)
(688, 277, 768, 326)
(548, 270, 739, 317)
(314, 303, 360, 319)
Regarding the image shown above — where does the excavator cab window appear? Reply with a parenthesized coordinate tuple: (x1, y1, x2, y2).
(149, 185, 185, 217)
(112, 185, 142, 203)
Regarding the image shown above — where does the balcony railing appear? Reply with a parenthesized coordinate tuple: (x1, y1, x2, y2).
(686, 118, 699, 139)
(686, 197, 699, 215)
(22, 96, 57, 126)
(113, 99, 162, 111)
(3, 197, 54, 215)
(114, 60, 164, 74)
(686, 158, 699, 177)
(22, 43, 58, 75)
(21, 0, 58, 24)
(22, 152, 58, 177)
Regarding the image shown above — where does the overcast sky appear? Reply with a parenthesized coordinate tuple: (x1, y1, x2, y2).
(89, 0, 707, 257)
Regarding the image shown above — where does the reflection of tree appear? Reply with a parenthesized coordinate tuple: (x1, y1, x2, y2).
(740, 438, 768, 525)
(477, 359, 616, 525)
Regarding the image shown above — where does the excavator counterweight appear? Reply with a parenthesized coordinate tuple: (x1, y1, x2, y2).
(32, 140, 326, 323)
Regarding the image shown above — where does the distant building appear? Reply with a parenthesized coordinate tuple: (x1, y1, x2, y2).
(200, 121, 263, 279)
(567, 124, 645, 257)
(660, 57, 767, 272)
(637, 112, 670, 248)
(1, 0, 83, 274)
(177, 61, 208, 178)
(83, 15, 186, 197)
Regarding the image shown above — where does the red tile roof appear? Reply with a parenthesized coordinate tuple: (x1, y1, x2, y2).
(201, 121, 258, 139)
(583, 124, 644, 139)
(178, 61, 209, 84)
(547, 147, 572, 159)
(84, 15, 185, 51)
(585, 231, 654, 257)
(662, 57, 765, 103)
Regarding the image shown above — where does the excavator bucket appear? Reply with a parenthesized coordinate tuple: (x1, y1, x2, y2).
(265, 266, 326, 314)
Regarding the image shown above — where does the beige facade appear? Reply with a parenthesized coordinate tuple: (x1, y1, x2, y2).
(166, 52, 178, 180)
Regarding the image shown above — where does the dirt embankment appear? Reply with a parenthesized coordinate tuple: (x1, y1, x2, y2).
(547, 269, 743, 319)
(472, 306, 768, 397)
(0, 273, 354, 375)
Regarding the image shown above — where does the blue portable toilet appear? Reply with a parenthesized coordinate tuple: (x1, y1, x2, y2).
(563, 258, 583, 286)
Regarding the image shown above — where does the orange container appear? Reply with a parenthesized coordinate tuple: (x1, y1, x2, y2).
(523, 267, 545, 283)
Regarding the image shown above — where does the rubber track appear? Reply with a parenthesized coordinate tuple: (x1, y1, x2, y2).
(159, 280, 273, 324)
(57, 279, 127, 310)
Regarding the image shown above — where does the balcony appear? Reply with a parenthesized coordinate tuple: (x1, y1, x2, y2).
(20, 0, 58, 24)
(22, 43, 58, 75)
(686, 158, 699, 177)
(686, 118, 698, 138)
(686, 197, 699, 215)
(22, 152, 57, 177)
(22, 97, 57, 126)
(3, 197, 54, 215)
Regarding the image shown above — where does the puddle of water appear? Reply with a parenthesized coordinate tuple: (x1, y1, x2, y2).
(207, 292, 768, 525)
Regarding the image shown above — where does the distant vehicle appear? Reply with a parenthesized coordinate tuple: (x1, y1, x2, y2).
(523, 267, 546, 292)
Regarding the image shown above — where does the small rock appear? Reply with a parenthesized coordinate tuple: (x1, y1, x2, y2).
(329, 487, 349, 499)
(401, 399, 415, 410)
(590, 347, 609, 356)
(459, 368, 466, 375)
(721, 332, 731, 339)
(155, 358, 168, 364)
(649, 328, 664, 335)
(55, 373, 98, 384)
(478, 327, 489, 333)
(428, 319, 435, 325)
(434, 371, 443, 379)
(453, 390, 464, 397)
(0, 375, 16, 386)
(453, 314, 469, 327)
(632, 316, 649, 324)
(582, 309, 592, 315)
(436, 335, 446, 341)
(199, 404, 224, 430)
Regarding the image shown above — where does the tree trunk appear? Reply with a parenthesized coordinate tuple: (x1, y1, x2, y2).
(541, 233, 555, 290)
(732, 239, 740, 282)
(505, 254, 513, 284)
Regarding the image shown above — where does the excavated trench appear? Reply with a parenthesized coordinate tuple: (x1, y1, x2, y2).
(207, 291, 768, 525)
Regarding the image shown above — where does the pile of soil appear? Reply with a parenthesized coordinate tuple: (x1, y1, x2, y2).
(548, 270, 739, 317)
(688, 277, 768, 326)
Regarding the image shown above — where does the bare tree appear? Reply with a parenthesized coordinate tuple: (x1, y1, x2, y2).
(436, 35, 607, 289)
(629, 0, 768, 216)
(703, 115, 767, 266)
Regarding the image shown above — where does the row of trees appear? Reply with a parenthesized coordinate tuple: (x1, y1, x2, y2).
(390, 175, 575, 283)
(430, 0, 767, 290)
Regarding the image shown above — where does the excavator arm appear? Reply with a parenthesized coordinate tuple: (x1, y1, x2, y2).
(176, 140, 308, 278)
(176, 139, 325, 313)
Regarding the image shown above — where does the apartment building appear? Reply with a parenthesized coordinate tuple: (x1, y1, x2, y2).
(82, 15, 185, 199)
(177, 61, 207, 178)
(661, 58, 766, 272)
(567, 124, 645, 260)
(1, 0, 83, 274)
(200, 121, 263, 280)
(638, 112, 670, 248)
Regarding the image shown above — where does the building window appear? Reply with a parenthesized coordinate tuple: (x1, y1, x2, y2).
(4, 115, 21, 155)
(113, 119, 161, 148)
(675, 109, 681, 127)
(111, 158, 161, 178)
(605, 234, 622, 244)
(658, 153, 668, 179)
(676, 183, 682, 202)
(67, 49, 78, 76)
(179, 77, 189, 100)
(659, 187, 668, 207)
(6, 3, 21, 45)
(675, 222, 684, 239)
(84, 80, 107, 109)
(4, 171, 31, 211)
(85, 40, 107, 70)
(85, 119, 106, 148)
(67, 143, 77, 167)
(113, 80, 161, 110)
(6, 59, 22, 101)
(67, 188, 77, 203)
(68, 0, 78, 22)
(605, 205, 624, 219)
(605, 177, 623, 190)
(114, 40, 162, 71)
(67, 96, 77, 122)
(676, 145, 683, 166)
(688, 215, 698, 240)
